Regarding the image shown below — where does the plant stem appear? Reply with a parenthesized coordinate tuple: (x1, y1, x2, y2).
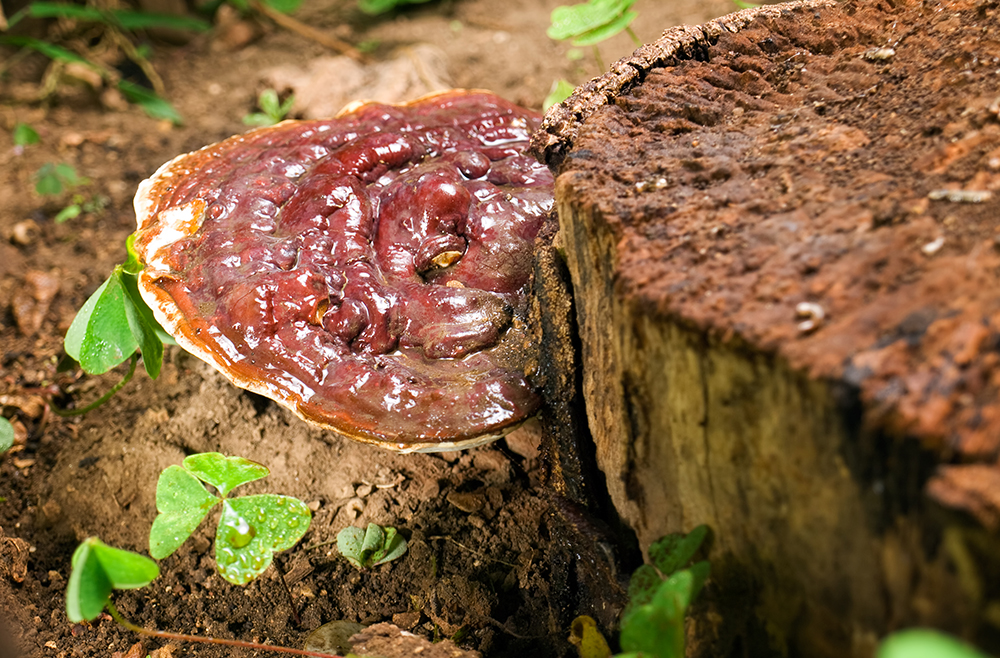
(50, 353, 138, 417)
(592, 45, 604, 73)
(272, 556, 302, 627)
(106, 601, 342, 658)
(625, 26, 641, 47)
(249, 0, 365, 62)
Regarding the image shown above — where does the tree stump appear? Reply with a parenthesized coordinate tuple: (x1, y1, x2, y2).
(532, 0, 1000, 654)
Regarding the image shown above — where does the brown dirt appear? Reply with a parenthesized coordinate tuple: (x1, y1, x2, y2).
(537, 0, 1000, 529)
(0, 0, 737, 657)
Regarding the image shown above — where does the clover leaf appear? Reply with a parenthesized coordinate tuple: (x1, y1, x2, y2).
(66, 537, 159, 623)
(548, 0, 638, 47)
(148, 453, 311, 585)
(216, 495, 311, 584)
(64, 261, 163, 379)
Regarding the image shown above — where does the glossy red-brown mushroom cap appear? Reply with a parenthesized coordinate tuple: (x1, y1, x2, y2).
(133, 90, 552, 452)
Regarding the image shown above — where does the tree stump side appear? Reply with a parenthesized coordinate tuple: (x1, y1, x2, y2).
(537, 0, 1000, 653)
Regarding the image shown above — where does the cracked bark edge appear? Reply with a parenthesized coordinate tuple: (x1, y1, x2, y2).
(528, 0, 837, 168)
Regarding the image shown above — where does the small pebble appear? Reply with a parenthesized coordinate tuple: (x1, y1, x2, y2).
(921, 236, 945, 256)
(795, 302, 825, 333)
(10, 220, 39, 246)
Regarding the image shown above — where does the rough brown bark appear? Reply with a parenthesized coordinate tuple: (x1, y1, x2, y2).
(532, 0, 1000, 654)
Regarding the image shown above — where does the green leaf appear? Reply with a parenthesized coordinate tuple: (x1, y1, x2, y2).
(0, 35, 102, 70)
(66, 538, 158, 623)
(149, 465, 220, 559)
(258, 89, 280, 117)
(54, 162, 85, 187)
(64, 270, 139, 375)
(117, 80, 183, 125)
(120, 271, 164, 379)
(242, 113, 272, 127)
(360, 523, 386, 562)
(183, 453, 269, 497)
(260, 0, 305, 13)
(337, 523, 407, 569)
(54, 204, 82, 223)
(0, 418, 14, 454)
(877, 630, 990, 658)
(7, 2, 210, 30)
(626, 563, 662, 609)
(649, 525, 709, 577)
(547, 0, 637, 42)
(370, 526, 407, 566)
(620, 569, 694, 658)
(337, 526, 366, 569)
(123, 234, 144, 275)
(35, 163, 64, 196)
(215, 495, 311, 584)
(13, 123, 40, 147)
(566, 9, 636, 46)
(356, 0, 433, 15)
(66, 539, 112, 623)
(95, 542, 160, 589)
(543, 79, 575, 112)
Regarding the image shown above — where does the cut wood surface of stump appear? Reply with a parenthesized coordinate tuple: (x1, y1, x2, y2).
(532, 0, 1000, 654)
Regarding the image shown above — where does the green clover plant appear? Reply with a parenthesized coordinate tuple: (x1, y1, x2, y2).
(35, 162, 87, 196)
(13, 122, 41, 148)
(63, 455, 347, 657)
(59, 234, 170, 415)
(547, 0, 639, 47)
(337, 522, 407, 569)
(65, 537, 159, 623)
(149, 453, 312, 584)
(546, 0, 641, 111)
(618, 525, 710, 657)
(570, 525, 711, 658)
(243, 88, 296, 126)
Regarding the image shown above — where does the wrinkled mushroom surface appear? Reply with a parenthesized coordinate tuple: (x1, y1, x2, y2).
(133, 90, 553, 451)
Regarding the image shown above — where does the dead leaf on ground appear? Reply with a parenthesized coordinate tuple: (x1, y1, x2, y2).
(0, 527, 31, 583)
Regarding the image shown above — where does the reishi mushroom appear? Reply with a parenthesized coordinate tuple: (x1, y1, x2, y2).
(132, 90, 554, 452)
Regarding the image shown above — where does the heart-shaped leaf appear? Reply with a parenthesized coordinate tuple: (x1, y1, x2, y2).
(214, 495, 311, 585)
(149, 465, 220, 559)
(619, 569, 694, 657)
(0, 417, 13, 454)
(370, 526, 407, 566)
(547, 0, 636, 41)
(64, 271, 138, 375)
(120, 270, 164, 379)
(66, 538, 158, 623)
(337, 526, 366, 569)
(184, 453, 269, 497)
(649, 525, 709, 577)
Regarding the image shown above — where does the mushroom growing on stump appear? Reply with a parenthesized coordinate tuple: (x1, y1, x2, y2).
(132, 90, 554, 452)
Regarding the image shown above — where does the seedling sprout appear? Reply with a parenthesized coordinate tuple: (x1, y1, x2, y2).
(337, 522, 407, 569)
(570, 525, 711, 658)
(243, 88, 296, 126)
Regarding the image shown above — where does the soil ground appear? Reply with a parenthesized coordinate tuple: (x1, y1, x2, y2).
(0, 0, 736, 656)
